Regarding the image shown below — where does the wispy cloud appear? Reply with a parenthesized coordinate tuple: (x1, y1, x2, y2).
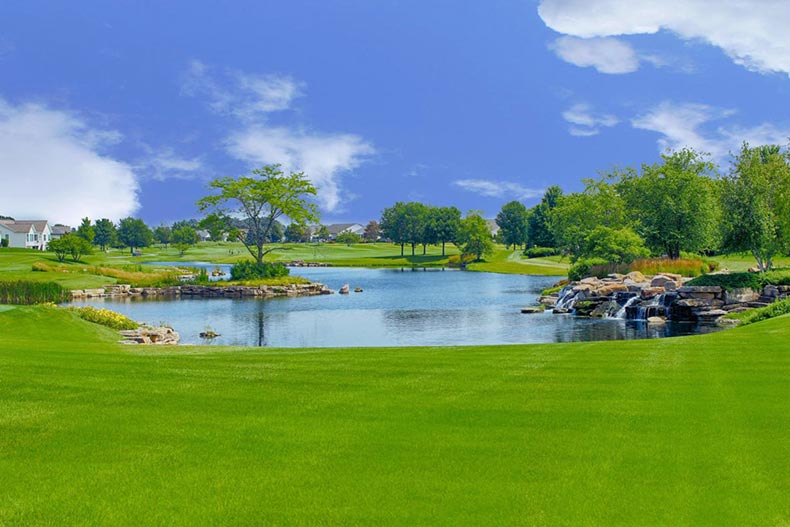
(562, 103, 619, 136)
(183, 61, 374, 212)
(539, 0, 790, 76)
(454, 179, 544, 201)
(0, 99, 139, 225)
(632, 101, 790, 162)
(136, 146, 204, 181)
(550, 36, 640, 74)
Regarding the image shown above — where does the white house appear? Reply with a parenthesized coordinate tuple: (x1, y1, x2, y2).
(485, 219, 500, 238)
(0, 220, 53, 250)
(326, 223, 365, 240)
(50, 224, 73, 239)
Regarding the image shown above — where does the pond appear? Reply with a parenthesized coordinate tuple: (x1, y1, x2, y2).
(68, 266, 724, 347)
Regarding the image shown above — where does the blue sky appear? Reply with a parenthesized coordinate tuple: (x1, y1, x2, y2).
(1, 0, 790, 226)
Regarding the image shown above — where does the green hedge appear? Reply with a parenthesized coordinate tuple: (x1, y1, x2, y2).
(524, 247, 558, 258)
(724, 298, 790, 326)
(230, 261, 290, 281)
(687, 269, 790, 291)
(0, 281, 70, 305)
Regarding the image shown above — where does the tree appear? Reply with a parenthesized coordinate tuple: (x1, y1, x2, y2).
(285, 223, 310, 243)
(380, 202, 409, 256)
(363, 220, 380, 241)
(720, 143, 790, 272)
(75, 218, 95, 244)
(431, 206, 462, 256)
(93, 218, 117, 251)
(549, 178, 627, 260)
(458, 213, 495, 261)
(315, 225, 330, 241)
(197, 164, 319, 264)
(198, 213, 228, 243)
(403, 202, 429, 256)
(528, 185, 562, 248)
(335, 231, 362, 244)
(117, 217, 153, 255)
(582, 226, 649, 264)
(617, 148, 720, 259)
(496, 201, 529, 249)
(49, 234, 92, 262)
(172, 225, 200, 256)
(153, 225, 172, 246)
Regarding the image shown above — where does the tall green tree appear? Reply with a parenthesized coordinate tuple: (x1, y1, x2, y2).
(75, 217, 95, 244)
(617, 148, 720, 259)
(197, 164, 319, 264)
(496, 201, 529, 250)
(458, 212, 495, 261)
(403, 202, 429, 256)
(172, 225, 200, 256)
(285, 223, 310, 243)
(720, 143, 790, 272)
(431, 206, 462, 256)
(198, 213, 228, 242)
(93, 218, 117, 251)
(117, 218, 153, 255)
(528, 185, 562, 248)
(363, 220, 380, 241)
(153, 225, 172, 246)
(380, 202, 409, 256)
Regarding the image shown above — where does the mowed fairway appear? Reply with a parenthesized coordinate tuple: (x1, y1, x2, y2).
(0, 307, 788, 525)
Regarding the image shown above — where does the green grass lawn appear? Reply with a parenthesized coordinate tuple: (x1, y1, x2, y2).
(0, 306, 787, 525)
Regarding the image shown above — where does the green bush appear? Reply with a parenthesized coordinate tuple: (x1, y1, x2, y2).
(724, 298, 790, 326)
(0, 238, 8, 248)
(763, 269, 790, 286)
(687, 272, 763, 291)
(230, 261, 290, 281)
(524, 247, 558, 258)
(0, 281, 70, 305)
(335, 232, 362, 244)
(568, 258, 609, 281)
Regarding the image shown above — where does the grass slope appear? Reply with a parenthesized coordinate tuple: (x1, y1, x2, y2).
(0, 306, 787, 525)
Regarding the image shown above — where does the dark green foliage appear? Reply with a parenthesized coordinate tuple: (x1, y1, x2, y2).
(0, 281, 69, 304)
(117, 218, 154, 254)
(568, 258, 609, 281)
(335, 231, 362, 244)
(93, 219, 117, 250)
(524, 247, 558, 258)
(48, 234, 92, 262)
(285, 223, 310, 243)
(528, 186, 562, 248)
(496, 201, 529, 249)
(582, 226, 649, 264)
(75, 218, 95, 244)
(687, 273, 763, 291)
(0, 238, 8, 248)
(153, 225, 172, 245)
(726, 298, 790, 325)
(458, 213, 495, 261)
(230, 261, 290, 281)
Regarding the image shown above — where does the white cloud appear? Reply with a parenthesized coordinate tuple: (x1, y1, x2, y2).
(185, 62, 373, 212)
(137, 146, 203, 181)
(182, 60, 303, 119)
(562, 103, 618, 136)
(632, 101, 790, 161)
(551, 36, 639, 74)
(226, 126, 373, 212)
(453, 179, 544, 201)
(0, 100, 139, 226)
(539, 0, 790, 76)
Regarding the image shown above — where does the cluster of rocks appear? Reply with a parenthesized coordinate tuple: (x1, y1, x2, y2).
(537, 271, 782, 324)
(284, 260, 331, 267)
(119, 325, 180, 345)
(71, 282, 333, 299)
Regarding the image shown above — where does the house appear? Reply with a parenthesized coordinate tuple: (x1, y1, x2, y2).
(50, 224, 73, 239)
(485, 219, 500, 238)
(326, 223, 365, 240)
(0, 219, 53, 250)
(196, 229, 212, 242)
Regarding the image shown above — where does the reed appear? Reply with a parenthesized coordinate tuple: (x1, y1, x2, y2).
(0, 280, 70, 305)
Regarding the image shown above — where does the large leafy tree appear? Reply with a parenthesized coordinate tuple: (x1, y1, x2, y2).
(49, 233, 92, 262)
(720, 143, 790, 272)
(93, 218, 117, 251)
(117, 218, 153, 255)
(75, 217, 95, 244)
(172, 225, 200, 256)
(363, 220, 380, 241)
(197, 164, 319, 264)
(458, 212, 495, 261)
(402, 202, 429, 256)
(527, 185, 562, 248)
(549, 178, 627, 260)
(496, 201, 529, 250)
(380, 202, 409, 255)
(198, 213, 228, 243)
(617, 148, 720, 259)
(431, 206, 462, 256)
(285, 223, 310, 243)
(153, 225, 172, 246)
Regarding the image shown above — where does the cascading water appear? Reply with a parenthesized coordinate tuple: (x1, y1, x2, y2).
(553, 285, 578, 311)
(627, 294, 666, 320)
(614, 295, 640, 319)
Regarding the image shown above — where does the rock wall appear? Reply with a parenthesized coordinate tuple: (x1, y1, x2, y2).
(71, 282, 333, 300)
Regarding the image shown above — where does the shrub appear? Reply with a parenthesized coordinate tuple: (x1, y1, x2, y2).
(583, 258, 710, 279)
(230, 261, 290, 281)
(0, 238, 8, 248)
(524, 247, 558, 258)
(335, 231, 362, 244)
(687, 272, 763, 291)
(724, 298, 790, 326)
(0, 281, 70, 305)
(447, 254, 476, 267)
(568, 258, 609, 281)
(68, 306, 139, 330)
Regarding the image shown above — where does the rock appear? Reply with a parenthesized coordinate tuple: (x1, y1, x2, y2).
(553, 308, 570, 314)
(640, 287, 665, 300)
(663, 281, 677, 292)
(625, 271, 646, 283)
(354, 287, 363, 293)
(724, 288, 759, 305)
(677, 286, 723, 294)
(590, 300, 620, 318)
(697, 309, 728, 320)
(339, 284, 350, 294)
(650, 275, 679, 288)
(596, 284, 628, 296)
(538, 296, 558, 307)
(521, 306, 544, 314)
(647, 316, 666, 325)
(199, 331, 220, 338)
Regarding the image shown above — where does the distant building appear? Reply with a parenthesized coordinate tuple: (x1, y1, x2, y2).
(485, 219, 500, 238)
(196, 229, 212, 242)
(326, 223, 365, 239)
(0, 220, 52, 250)
(50, 224, 73, 239)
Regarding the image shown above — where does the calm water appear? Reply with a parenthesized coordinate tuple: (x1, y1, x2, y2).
(68, 266, 723, 347)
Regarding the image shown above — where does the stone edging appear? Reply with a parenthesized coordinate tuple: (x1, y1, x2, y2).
(72, 282, 333, 299)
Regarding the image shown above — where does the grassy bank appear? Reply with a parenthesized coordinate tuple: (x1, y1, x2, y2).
(0, 306, 787, 525)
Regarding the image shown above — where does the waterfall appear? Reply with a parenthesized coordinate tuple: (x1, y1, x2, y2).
(554, 285, 577, 311)
(614, 296, 640, 319)
(628, 294, 666, 321)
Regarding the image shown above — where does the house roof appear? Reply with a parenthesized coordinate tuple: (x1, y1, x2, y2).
(51, 224, 72, 235)
(485, 219, 500, 232)
(0, 220, 49, 233)
(326, 223, 363, 235)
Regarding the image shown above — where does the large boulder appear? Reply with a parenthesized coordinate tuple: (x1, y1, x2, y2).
(625, 271, 646, 283)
